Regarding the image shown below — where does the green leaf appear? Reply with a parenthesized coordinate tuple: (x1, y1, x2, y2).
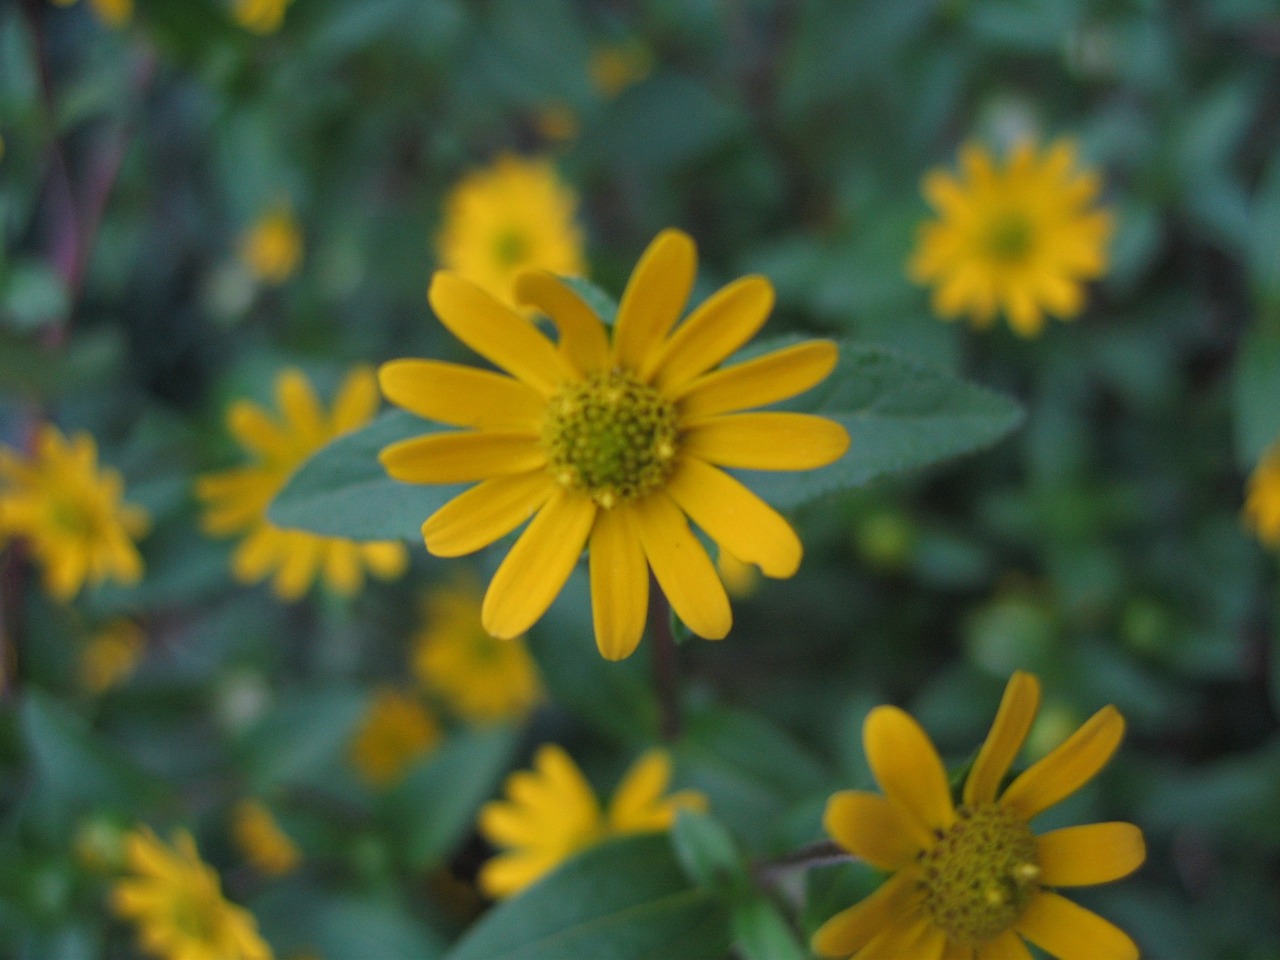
(444, 834, 731, 960)
(670, 809, 747, 896)
(731, 896, 812, 960)
(234, 685, 368, 792)
(737, 343, 1024, 510)
(0, 262, 68, 331)
(1232, 327, 1280, 466)
(558, 275, 618, 327)
(0, 330, 125, 399)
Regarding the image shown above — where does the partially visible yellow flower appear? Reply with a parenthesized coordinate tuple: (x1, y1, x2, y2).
(232, 0, 294, 34)
(231, 800, 300, 877)
(436, 154, 586, 311)
(812, 671, 1145, 960)
(238, 206, 303, 284)
(112, 826, 273, 960)
(588, 42, 652, 98)
(0, 425, 149, 600)
(412, 579, 543, 724)
(717, 550, 760, 599)
(196, 367, 408, 601)
(1244, 439, 1280, 547)
(478, 745, 705, 898)
(348, 688, 441, 788)
(50, 0, 132, 27)
(380, 229, 848, 660)
(910, 139, 1113, 337)
(80, 618, 145, 693)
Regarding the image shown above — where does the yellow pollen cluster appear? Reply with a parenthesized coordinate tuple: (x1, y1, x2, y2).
(917, 803, 1040, 946)
(542, 369, 679, 508)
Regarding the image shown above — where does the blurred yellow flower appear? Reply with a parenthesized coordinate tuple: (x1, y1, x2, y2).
(436, 154, 586, 311)
(910, 139, 1113, 337)
(231, 800, 300, 876)
(112, 826, 273, 960)
(478, 744, 705, 898)
(812, 671, 1144, 960)
(239, 206, 303, 284)
(196, 367, 408, 601)
(532, 102, 579, 144)
(348, 688, 441, 787)
(80, 618, 145, 693)
(232, 0, 294, 34)
(412, 579, 543, 724)
(1244, 439, 1280, 547)
(50, 0, 132, 27)
(379, 229, 847, 660)
(0, 425, 149, 600)
(588, 42, 652, 98)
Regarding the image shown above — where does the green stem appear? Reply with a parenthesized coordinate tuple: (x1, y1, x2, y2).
(648, 577, 682, 742)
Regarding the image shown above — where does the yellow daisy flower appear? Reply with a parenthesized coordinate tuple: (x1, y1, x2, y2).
(232, 0, 294, 34)
(231, 800, 300, 877)
(909, 139, 1113, 337)
(478, 744, 706, 898)
(79, 618, 145, 693)
(1243, 439, 1280, 547)
(238, 206, 303, 284)
(0, 425, 149, 600)
(112, 826, 273, 960)
(435, 154, 586, 311)
(50, 0, 132, 28)
(812, 671, 1145, 960)
(412, 579, 543, 725)
(588, 42, 653, 98)
(196, 367, 408, 601)
(379, 229, 848, 660)
(347, 688, 441, 788)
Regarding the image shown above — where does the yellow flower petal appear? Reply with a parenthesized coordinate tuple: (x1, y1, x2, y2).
(863, 706, 955, 839)
(963, 671, 1041, 806)
(646, 275, 774, 389)
(380, 432, 545, 484)
(515, 271, 611, 375)
(633, 493, 730, 640)
(272, 533, 321, 600)
(1015, 891, 1138, 960)
(855, 918, 946, 960)
(682, 413, 849, 470)
(428, 272, 573, 394)
(975, 931, 1034, 960)
(379, 359, 545, 430)
(422, 472, 554, 557)
(664, 457, 801, 578)
(823, 790, 921, 871)
(322, 541, 363, 595)
(330, 366, 379, 435)
(589, 506, 649, 660)
(675, 339, 838, 420)
(482, 490, 596, 638)
(613, 229, 696, 372)
(607, 749, 673, 831)
(227, 401, 285, 457)
(277, 368, 325, 440)
(479, 850, 562, 898)
(1000, 705, 1124, 821)
(1036, 822, 1145, 887)
(810, 870, 920, 959)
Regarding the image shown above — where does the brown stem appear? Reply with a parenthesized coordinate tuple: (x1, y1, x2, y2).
(754, 840, 854, 884)
(648, 576, 682, 742)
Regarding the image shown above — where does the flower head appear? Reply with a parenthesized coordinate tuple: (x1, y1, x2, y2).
(910, 139, 1113, 337)
(239, 206, 302, 284)
(0, 425, 149, 599)
(112, 826, 273, 960)
(812, 671, 1144, 960)
(80, 618, 145, 693)
(196, 367, 408, 601)
(435, 155, 586, 311)
(412, 578, 543, 724)
(380, 229, 848, 659)
(231, 800, 300, 877)
(347, 688, 441, 788)
(1244, 439, 1280, 547)
(232, 0, 294, 34)
(477, 744, 705, 898)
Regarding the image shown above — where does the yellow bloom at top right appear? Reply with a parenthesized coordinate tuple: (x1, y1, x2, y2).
(909, 139, 1113, 338)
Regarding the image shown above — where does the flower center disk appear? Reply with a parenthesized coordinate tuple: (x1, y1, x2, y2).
(984, 211, 1035, 263)
(542, 370, 679, 509)
(918, 803, 1040, 946)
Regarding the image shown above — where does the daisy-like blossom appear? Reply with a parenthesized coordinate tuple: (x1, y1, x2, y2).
(1243, 439, 1280, 547)
(231, 0, 294, 34)
(347, 688, 441, 788)
(435, 154, 586, 311)
(80, 618, 145, 693)
(909, 139, 1113, 337)
(238, 206, 302, 283)
(196, 367, 408, 601)
(230, 800, 300, 877)
(50, 0, 132, 27)
(812, 671, 1145, 960)
(412, 579, 543, 725)
(478, 744, 706, 898)
(112, 826, 273, 960)
(379, 229, 848, 660)
(0, 425, 149, 599)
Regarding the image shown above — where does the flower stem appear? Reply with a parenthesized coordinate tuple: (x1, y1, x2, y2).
(648, 577, 682, 742)
(754, 840, 854, 884)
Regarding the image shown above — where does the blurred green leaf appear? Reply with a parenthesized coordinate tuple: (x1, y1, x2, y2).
(1250, 152, 1280, 318)
(731, 895, 813, 960)
(235, 685, 367, 792)
(670, 808, 747, 896)
(1232, 327, 1280, 466)
(0, 329, 125, 399)
(0, 262, 68, 331)
(444, 834, 730, 960)
(590, 75, 744, 173)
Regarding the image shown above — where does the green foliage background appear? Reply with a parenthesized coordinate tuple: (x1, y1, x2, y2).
(2, 0, 1279, 957)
